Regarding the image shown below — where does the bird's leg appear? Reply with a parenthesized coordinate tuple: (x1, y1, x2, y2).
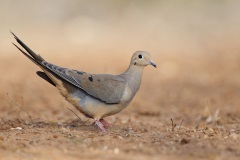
(95, 120, 107, 133)
(100, 119, 110, 127)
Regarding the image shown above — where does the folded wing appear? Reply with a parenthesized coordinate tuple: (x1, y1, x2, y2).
(42, 62, 126, 104)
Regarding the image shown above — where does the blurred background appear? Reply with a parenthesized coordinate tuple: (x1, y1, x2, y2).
(1, 0, 240, 56)
(1, 0, 240, 123)
(1, 1, 240, 159)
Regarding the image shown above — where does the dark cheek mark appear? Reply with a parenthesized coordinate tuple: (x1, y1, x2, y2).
(88, 76, 93, 82)
(98, 79, 100, 82)
(134, 62, 136, 65)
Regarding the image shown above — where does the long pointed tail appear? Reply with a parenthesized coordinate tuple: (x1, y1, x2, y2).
(11, 31, 45, 64)
(11, 31, 57, 86)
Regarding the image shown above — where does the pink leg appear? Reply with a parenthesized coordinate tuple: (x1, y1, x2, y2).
(100, 119, 110, 127)
(95, 120, 107, 133)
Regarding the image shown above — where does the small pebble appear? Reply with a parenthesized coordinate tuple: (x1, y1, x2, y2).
(230, 133, 238, 140)
(11, 127, 23, 130)
(53, 135, 58, 138)
(114, 148, 119, 154)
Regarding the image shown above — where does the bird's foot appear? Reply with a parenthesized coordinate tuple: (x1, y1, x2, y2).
(95, 120, 107, 133)
(100, 119, 110, 128)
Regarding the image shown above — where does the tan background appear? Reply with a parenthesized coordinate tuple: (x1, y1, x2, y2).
(0, 1, 240, 160)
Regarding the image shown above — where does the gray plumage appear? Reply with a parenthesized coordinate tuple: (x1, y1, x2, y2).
(11, 32, 156, 132)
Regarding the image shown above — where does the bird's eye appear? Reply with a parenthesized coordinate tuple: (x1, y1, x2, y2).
(138, 54, 142, 59)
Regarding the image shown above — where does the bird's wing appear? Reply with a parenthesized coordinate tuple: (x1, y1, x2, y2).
(42, 62, 127, 104)
(67, 70, 127, 104)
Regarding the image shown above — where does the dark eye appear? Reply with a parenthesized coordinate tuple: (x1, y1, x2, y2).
(138, 54, 142, 59)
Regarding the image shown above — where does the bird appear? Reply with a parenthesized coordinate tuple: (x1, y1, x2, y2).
(11, 32, 157, 132)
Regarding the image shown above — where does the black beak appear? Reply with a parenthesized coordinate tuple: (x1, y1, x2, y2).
(150, 61, 157, 68)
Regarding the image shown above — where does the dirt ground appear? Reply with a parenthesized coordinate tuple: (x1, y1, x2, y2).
(0, 51, 240, 160)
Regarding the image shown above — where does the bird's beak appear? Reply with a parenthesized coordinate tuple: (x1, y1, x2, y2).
(149, 61, 157, 68)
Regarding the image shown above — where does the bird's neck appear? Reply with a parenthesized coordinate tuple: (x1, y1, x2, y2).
(123, 64, 144, 93)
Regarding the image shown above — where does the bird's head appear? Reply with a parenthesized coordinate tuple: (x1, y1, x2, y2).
(131, 51, 157, 68)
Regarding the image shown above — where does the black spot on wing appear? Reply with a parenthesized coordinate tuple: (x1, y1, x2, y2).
(88, 76, 93, 82)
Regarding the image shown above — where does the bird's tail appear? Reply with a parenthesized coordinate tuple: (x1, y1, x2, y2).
(11, 31, 57, 87)
(11, 31, 45, 65)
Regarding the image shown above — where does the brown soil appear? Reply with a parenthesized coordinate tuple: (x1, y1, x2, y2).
(0, 52, 240, 160)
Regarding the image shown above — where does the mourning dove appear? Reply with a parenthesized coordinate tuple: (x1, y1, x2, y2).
(11, 32, 156, 132)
